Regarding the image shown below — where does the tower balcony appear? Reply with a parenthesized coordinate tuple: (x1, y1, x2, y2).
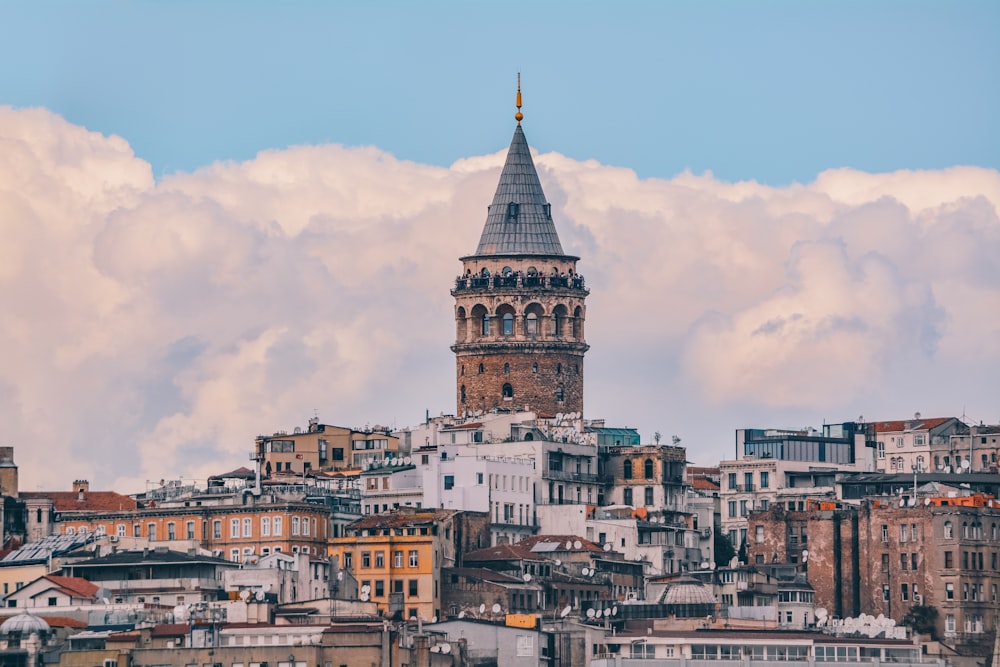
(453, 274, 587, 294)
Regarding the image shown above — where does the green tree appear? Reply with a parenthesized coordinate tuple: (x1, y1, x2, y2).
(902, 605, 939, 639)
(714, 530, 736, 567)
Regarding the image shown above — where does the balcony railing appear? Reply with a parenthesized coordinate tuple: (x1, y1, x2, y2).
(454, 275, 587, 292)
(544, 470, 600, 483)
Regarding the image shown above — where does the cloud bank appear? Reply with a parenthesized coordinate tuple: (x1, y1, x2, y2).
(1, 107, 998, 491)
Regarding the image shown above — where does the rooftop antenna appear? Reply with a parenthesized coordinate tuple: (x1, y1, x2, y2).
(515, 73, 523, 124)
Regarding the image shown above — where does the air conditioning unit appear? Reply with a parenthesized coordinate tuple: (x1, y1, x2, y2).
(914, 594, 922, 604)
(108, 535, 119, 543)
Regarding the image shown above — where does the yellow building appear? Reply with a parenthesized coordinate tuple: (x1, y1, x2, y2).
(329, 509, 489, 622)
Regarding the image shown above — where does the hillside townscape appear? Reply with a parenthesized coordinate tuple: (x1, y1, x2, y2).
(1, 100, 998, 667)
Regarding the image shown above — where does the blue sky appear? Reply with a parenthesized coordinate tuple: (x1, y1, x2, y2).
(3, 1, 997, 184)
(2, 2, 1000, 489)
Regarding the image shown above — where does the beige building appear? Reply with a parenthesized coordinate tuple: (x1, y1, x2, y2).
(254, 419, 400, 475)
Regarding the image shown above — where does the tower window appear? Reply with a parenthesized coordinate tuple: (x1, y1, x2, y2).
(504, 363, 510, 374)
(502, 313, 514, 336)
(507, 202, 519, 219)
(526, 313, 537, 335)
(460, 385, 466, 403)
(502, 383, 514, 399)
(482, 314, 489, 336)
(478, 363, 484, 374)
(556, 363, 562, 375)
(544, 203, 552, 219)
(532, 362, 538, 374)
(555, 384, 564, 402)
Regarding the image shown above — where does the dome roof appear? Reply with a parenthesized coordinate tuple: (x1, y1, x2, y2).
(0, 612, 50, 636)
(659, 578, 717, 617)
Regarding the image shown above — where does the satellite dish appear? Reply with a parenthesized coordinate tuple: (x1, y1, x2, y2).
(458, 611, 466, 619)
(441, 643, 451, 654)
(361, 584, 371, 594)
(239, 590, 250, 602)
(560, 605, 572, 618)
(586, 608, 596, 618)
(603, 608, 611, 617)
(603, 543, 611, 552)
(263, 583, 271, 592)
(924, 497, 931, 505)
(255, 591, 264, 601)
(961, 459, 971, 470)
(554, 559, 562, 566)
(405, 456, 412, 465)
(431, 615, 438, 623)
(429, 645, 441, 653)
(574, 540, 582, 549)
(491, 603, 502, 614)
(566, 541, 574, 550)
(479, 604, 486, 613)
(523, 573, 532, 582)
(581, 567, 590, 576)
(360, 593, 369, 601)
(612, 606, 619, 616)
(337, 571, 344, 581)
(816, 608, 828, 619)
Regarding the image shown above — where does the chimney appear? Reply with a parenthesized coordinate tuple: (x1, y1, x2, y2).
(74, 480, 90, 500)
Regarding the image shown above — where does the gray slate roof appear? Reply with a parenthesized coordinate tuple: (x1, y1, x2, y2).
(473, 125, 566, 257)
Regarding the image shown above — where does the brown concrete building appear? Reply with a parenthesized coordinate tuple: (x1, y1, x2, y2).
(748, 493, 1000, 656)
(254, 419, 400, 475)
(451, 86, 589, 418)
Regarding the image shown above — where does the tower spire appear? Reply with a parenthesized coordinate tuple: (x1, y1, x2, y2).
(515, 73, 523, 124)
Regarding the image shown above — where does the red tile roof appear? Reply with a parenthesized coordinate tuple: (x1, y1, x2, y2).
(873, 417, 956, 433)
(463, 542, 541, 562)
(43, 575, 99, 599)
(19, 491, 138, 513)
(692, 478, 720, 491)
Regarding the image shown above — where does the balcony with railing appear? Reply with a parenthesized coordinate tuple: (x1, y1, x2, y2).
(454, 274, 587, 293)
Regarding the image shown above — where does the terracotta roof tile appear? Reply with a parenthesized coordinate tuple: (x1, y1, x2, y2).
(19, 491, 138, 513)
(43, 575, 99, 598)
(873, 417, 956, 433)
(692, 478, 720, 491)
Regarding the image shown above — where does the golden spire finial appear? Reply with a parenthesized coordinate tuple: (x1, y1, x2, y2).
(515, 73, 523, 124)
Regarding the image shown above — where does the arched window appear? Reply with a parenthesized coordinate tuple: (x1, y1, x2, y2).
(460, 365, 465, 376)
(644, 458, 654, 480)
(504, 362, 510, 374)
(478, 363, 484, 374)
(532, 362, 538, 374)
(526, 312, 537, 335)
(502, 383, 514, 399)
(623, 460, 633, 480)
(502, 312, 514, 336)
(460, 385, 466, 403)
(480, 268, 490, 277)
(502, 266, 513, 276)
(944, 521, 953, 539)
(556, 363, 562, 375)
(574, 363, 579, 374)
(555, 384, 564, 402)
(482, 313, 490, 335)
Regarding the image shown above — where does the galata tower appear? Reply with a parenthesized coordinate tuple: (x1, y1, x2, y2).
(451, 79, 589, 418)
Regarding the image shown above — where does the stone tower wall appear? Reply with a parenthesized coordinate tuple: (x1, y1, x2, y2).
(456, 350, 584, 417)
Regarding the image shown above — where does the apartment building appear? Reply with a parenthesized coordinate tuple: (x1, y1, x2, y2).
(720, 422, 874, 549)
(747, 492, 1000, 655)
(328, 509, 489, 621)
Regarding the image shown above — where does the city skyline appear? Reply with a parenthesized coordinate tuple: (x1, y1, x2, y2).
(0, 2, 998, 491)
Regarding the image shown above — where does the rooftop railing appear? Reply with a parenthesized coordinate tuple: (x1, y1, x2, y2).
(454, 274, 586, 292)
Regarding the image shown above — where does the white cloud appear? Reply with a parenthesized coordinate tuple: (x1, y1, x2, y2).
(1, 106, 998, 490)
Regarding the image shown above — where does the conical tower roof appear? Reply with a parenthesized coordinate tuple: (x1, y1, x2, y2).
(471, 124, 568, 258)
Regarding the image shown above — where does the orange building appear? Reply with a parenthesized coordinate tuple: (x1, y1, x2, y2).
(33, 483, 330, 564)
(329, 509, 489, 622)
(254, 420, 400, 475)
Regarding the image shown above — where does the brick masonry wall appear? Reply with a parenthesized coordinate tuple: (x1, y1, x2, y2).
(456, 351, 584, 417)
